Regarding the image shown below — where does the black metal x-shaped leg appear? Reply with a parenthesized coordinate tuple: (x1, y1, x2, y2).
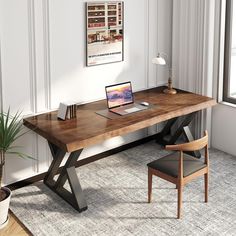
(156, 112, 201, 158)
(44, 142, 87, 212)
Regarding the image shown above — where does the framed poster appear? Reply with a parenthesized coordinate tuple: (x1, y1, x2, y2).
(86, 1, 124, 66)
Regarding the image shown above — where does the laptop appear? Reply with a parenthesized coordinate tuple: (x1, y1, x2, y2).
(105, 81, 148, 116)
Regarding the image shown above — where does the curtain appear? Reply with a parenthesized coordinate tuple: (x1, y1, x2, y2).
(172, 0, 216, 140)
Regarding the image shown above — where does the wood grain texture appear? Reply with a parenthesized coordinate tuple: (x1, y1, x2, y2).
(165, 130, 208, 151)
(0, 211, 31, 236)
(23, 87, 217, 152)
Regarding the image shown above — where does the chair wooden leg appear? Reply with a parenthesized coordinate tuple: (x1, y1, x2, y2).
(177, 185, 183, 219)
(148, 168, 152, 203)
(204, 173, 208, 203)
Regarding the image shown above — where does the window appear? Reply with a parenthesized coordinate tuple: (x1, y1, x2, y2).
(223, 0, 236, 104)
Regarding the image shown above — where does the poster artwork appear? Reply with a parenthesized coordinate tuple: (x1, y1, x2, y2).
(86, 2, 124, 66)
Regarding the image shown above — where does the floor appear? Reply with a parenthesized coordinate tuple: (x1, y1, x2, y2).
(9, 143, 236, 236)
(0, 211, 30, 236)
(3, 141, 236, 235)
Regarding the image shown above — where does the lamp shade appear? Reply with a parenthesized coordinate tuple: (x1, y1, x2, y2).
(152, 56, 166, 65)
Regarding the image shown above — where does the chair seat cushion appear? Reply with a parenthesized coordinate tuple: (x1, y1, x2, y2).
(147, 153, 207, 177)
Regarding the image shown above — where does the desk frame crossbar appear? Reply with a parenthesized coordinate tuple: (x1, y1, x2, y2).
(156, 112, 201, 158)
(44, 142, 88, 212)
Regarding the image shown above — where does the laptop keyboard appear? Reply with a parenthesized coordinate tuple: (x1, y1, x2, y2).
(124, 107, 141, 113)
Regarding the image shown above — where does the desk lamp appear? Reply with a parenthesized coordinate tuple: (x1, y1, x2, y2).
(152, 52, 177, 94)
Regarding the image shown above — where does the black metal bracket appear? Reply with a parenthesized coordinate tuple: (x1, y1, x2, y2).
(182, 126, 201, 158)
(44, 142, 88, 212)
(156, 112, 201, 158)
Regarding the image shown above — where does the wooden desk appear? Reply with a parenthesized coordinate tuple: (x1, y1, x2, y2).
(23, 87, 216, 212)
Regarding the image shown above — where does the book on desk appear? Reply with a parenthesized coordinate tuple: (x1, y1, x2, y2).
(57, 102, 77, 120)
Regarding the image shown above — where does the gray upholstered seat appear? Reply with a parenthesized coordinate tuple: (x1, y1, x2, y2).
(147, 153, 206, 178)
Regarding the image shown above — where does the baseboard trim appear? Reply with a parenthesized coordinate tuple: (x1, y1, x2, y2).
(7, 134, 157, 190)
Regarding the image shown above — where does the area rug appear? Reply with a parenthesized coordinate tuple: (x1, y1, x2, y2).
(10, 141, 236, 236)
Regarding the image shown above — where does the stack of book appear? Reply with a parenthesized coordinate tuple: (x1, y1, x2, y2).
(57, 102, 77, 120)
(66, 103, 77, 119)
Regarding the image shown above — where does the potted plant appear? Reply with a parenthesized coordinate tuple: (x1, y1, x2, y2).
(0, 108, 31, 229)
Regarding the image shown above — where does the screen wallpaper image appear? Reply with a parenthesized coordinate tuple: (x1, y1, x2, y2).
(106, 83, 133, 108)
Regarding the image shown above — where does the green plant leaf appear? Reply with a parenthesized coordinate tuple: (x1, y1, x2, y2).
(6, 145, 24, 150)
(6, 151, 36, 160)
(0, 108, 32, 159)
(3, 110, 22, 150)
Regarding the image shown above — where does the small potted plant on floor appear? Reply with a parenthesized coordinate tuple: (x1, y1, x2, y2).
(0, 108, 31, 229)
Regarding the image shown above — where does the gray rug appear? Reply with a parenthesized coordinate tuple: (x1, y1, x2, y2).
(10, 141, 236, 236)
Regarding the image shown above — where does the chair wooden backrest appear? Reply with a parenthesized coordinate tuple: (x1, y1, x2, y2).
(165, 130, 208, 151)
(165, 130, 209, 167)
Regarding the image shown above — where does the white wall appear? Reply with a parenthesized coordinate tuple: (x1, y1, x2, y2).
(0, 0, 172, 184)
(212, 104, 236, 156)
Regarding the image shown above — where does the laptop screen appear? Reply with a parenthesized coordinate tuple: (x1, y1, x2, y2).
(105, 82, 134, 109)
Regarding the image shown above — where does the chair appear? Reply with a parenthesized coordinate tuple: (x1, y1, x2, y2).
(147, 131, 209, 219)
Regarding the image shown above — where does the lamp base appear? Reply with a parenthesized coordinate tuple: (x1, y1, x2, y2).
(163, 87, 177, 95)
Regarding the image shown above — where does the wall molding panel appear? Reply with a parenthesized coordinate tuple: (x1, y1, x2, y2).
(35, 0, 52, 172)
(144, 0, 150, 89)
(42, 0, 51, 110)
(28, 0, 37, 114)
(148, 0, 158, 88)
(156, 0, 172, 87)
(27, 0, 39, 173)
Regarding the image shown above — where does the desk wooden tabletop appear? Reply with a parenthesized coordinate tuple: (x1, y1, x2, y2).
(23, 87, 217, 152)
